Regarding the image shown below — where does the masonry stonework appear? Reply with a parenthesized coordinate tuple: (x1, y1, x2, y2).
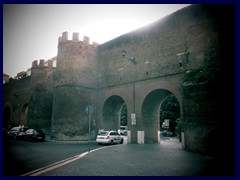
(3, 5, 235, 161)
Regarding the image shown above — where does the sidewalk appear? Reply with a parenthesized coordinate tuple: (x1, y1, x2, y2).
(28, 137, 226, 176)
(44, 135, 97, 144)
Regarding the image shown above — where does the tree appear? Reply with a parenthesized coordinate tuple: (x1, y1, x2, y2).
(160, 95, 180, 135)
(120, 104, 127, 126)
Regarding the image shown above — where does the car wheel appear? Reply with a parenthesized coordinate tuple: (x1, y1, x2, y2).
(120, 138, 123, 144)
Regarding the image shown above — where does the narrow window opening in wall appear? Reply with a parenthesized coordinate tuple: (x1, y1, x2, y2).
(179, 63, 182, 68)
(146, 71, 149, 75)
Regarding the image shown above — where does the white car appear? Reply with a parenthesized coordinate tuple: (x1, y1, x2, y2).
(96, 131, 123, 145)
(7, 126, 29, 139)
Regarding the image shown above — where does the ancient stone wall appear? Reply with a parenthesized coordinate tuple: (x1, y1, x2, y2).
(181, 5, 235, 156)
(98, 5, 221, 89)
(95, 5, 235, 161)
(3, 77, 31, 128)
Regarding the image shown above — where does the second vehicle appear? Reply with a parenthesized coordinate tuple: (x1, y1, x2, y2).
(96, 130, 123, 145)
(23, 129, 45, 142)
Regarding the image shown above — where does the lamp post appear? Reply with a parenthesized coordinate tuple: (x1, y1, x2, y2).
(120, 50, 137, 143)
(85, 105, 93, 153)
(121, 50, 137, 125)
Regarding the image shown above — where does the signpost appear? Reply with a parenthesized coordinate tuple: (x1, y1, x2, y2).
(131, 113, 136, 125)
(85, 105, 94, 153)
(164, 119, 169, 128)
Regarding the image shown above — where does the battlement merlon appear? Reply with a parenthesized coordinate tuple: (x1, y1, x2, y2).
(31, 59, 54, 68)
(32, 60, 38, 67)
(83, 36, 89, 44)
(58, 32, 99, 47)
(72, 32, 79, 42)
(39, 59, 44, 66)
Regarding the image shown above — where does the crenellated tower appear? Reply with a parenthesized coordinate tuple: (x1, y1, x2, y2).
(51, 32, 98, 140)
(28, 59, 55, 133)
(54, 32, 98, 87)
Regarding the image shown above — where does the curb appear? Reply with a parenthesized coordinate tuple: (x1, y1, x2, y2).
(44, 136, 96, 144)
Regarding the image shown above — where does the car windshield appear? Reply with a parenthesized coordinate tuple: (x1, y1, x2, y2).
(26, 129, 34, 133)
(10, 127, 20, 131)
(98, 131, 108, 136)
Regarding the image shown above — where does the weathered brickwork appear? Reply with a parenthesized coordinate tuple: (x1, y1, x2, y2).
(28, 60, 55, 130)
(3, 4, 235, 158)
(50, 32, 98, 140)
(3, 77, 31, 128)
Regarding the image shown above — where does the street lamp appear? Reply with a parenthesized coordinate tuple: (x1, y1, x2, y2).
(85, 105, 94, 153)
(176, 51, 189, 68)
(121, 50, 126, 57)
(122, 50, 137, 65)
(121, 50, 137, 125)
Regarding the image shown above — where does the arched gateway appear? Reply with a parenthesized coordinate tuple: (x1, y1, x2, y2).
(142, 89, 179, 143)
(100, 89, 181, 144)
(102, 95, 125, 131)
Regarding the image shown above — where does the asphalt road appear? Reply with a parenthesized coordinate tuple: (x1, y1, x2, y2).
(3, 138, 100, 176)
(3, 137, 234, 176)
(39, 137, 226, 176)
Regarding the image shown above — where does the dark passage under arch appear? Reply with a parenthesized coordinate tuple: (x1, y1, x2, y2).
(102, 95, 125, 131)
(141, 89, 180, 143)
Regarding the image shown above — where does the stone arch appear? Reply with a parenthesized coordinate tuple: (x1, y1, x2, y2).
(102, 95, 126, 131)
(20, 103, 28, 126)
(141, 89, 180, 143)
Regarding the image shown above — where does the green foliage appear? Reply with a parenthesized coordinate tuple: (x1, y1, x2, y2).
(160, 95, 180, 133)
(120, 104, 128, 126)
(183, 67, 219, 84)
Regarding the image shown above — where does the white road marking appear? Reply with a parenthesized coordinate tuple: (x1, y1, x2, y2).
(21, 145, 112, 176)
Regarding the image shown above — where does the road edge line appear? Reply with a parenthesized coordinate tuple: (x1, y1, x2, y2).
(21, 145, 115, 176)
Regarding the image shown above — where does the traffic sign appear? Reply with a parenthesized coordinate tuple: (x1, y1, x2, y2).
(131, 113, 136, 125)
(85, 105, 94, 114)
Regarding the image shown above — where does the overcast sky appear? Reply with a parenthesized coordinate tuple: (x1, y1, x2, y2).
(3, 4, 190, 77)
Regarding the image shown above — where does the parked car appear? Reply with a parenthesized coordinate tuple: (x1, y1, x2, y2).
(96, 130, 123, 145)
(23, 129, 45, 142)
(7, 126, 29, 139)
(119, 126, 128, 136)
